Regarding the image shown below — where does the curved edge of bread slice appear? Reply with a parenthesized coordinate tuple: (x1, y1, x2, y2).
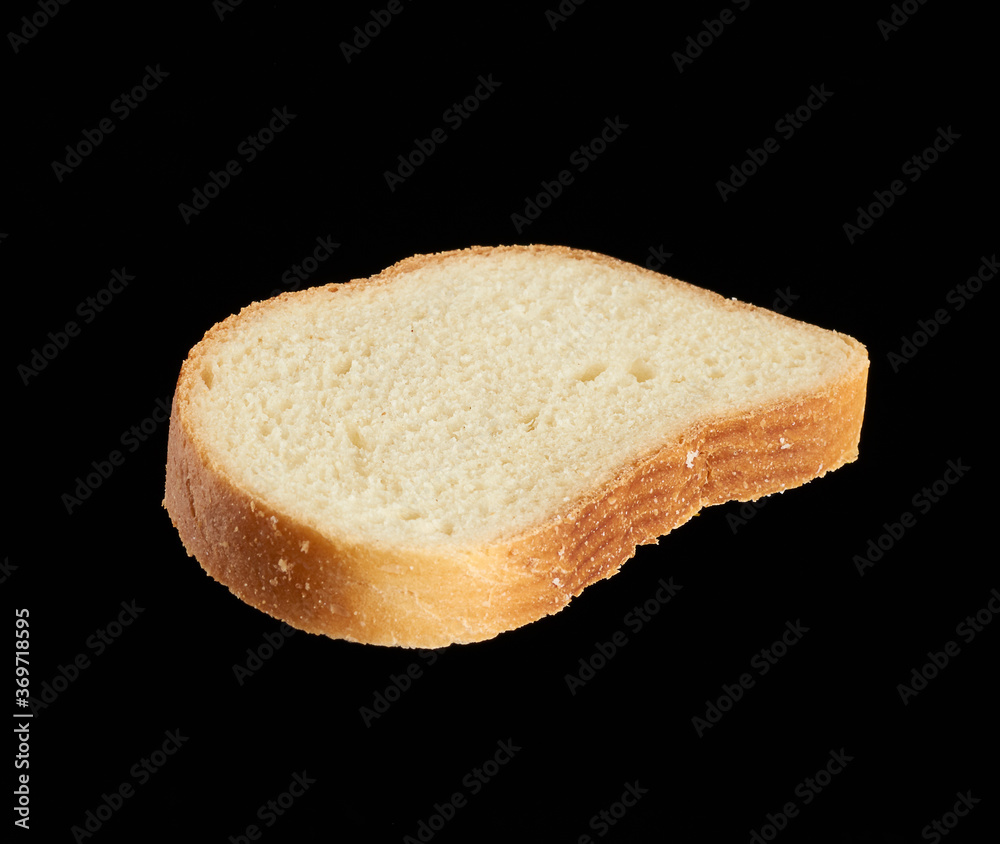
(163, 244, 869, 648)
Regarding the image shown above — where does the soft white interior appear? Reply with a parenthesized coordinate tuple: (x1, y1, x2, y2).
(188, 250, 857, 545)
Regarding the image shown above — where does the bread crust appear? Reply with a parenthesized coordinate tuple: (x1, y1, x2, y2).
(163, 245, 868, 648)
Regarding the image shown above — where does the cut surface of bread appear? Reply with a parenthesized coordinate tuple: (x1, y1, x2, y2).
(164, 245, 868, 647)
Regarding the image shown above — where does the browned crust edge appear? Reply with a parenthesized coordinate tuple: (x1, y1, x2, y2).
(163, 244, 869, 648)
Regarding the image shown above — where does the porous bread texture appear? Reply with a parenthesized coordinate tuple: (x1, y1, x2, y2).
(165, 245, 869, 647)
(186, 248, 854, 544)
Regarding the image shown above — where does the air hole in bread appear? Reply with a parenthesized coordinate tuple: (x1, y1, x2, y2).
(628, 359, 655, 383)
(576, 363, 607, 382)
(344, 422, 367, 450)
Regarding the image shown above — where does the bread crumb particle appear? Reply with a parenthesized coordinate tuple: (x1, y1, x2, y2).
(278, 558, 289, 572)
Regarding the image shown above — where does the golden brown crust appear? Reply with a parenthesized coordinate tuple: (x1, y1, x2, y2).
(163, 245, 868, 648)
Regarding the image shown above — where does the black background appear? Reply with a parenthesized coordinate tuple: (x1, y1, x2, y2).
(6, 1, 996, 842)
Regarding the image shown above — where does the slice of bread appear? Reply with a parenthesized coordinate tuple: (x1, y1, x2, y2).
(164, 245, 868, 648)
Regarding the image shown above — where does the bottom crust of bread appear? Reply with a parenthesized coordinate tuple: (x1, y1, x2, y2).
(163, 357, 867, 648)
